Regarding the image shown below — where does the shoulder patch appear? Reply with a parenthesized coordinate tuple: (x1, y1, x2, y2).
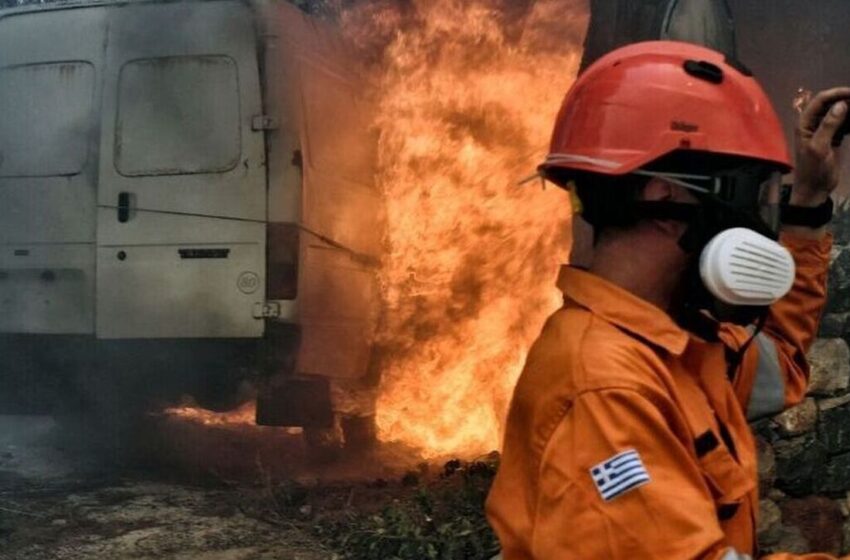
(590, 449, 651, 501)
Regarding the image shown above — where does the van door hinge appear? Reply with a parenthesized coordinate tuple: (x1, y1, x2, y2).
(253, 300, 296, 319)
(252, 115, 279, 131)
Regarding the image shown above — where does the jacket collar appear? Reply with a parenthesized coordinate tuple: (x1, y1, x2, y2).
(557, 266, 690, 356)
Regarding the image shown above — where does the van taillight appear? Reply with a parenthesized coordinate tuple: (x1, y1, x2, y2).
(267, 223, 299, 300)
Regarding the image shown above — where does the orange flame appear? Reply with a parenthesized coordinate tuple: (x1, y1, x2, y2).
(163, 402, 256, 426)
(162, 2, 588, 461)
(349, 0, 589, 458)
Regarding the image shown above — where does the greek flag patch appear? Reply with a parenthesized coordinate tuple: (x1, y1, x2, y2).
(590, 449, 651, 501)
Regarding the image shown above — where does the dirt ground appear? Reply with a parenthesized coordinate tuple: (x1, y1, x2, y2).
(0, 413, 498, 560)
(0, 414, 418, 560)
(0, 476, 330, 560)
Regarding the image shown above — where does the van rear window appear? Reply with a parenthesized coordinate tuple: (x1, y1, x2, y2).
(0, 62, 95, 177)
(115, 55, 241, 177)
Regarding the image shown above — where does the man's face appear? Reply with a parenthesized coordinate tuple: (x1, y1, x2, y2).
(569, 215, 594, 269)
(639, 176, 701, 244)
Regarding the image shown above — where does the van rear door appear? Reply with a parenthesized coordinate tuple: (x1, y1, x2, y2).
(95, 1, 267, 339)
(0, 6, 107, 334)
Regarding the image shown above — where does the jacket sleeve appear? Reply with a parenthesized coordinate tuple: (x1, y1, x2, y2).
(528, 386, 843, 560)
(722, 233, 832, 419)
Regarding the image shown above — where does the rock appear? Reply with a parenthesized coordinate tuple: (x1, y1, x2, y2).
(758, 499, 784, 547)
(757, 437, 777, 496)
(750, 416, 775, 442)
(840, 496, 850, 518)
(843, 519, 850, 555)
(819, 452, 850, 495)
(762, 526, 811, 556)
(819, 393, 850, 412)
(773, 399, 818, 436)
(827, 249, 850, 314)
(831, 207, 850, 246)
(819, 403, 850, 455)
(774, 434, 828, 496)
(781, 496, 844, 555)
(807, 339, 850, 396)
(776, 525, 812, 554)
(769, 488, 788, 502)
(274, 481, 309, 508)
(821, 313, 850, 338)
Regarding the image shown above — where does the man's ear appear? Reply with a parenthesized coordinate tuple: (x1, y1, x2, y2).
(640, 178, 689, 237)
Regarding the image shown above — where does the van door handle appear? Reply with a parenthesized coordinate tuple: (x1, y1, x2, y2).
(118, 192, 132, 223)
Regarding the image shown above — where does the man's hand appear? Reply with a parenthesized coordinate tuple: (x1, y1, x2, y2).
(794, 86, 850, 206)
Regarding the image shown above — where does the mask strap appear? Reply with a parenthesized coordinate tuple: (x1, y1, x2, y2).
(630, 201, 706, 254)
(725, 311, 770, 381)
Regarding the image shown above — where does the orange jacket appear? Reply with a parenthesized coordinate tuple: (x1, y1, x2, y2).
(486, 233, 838, 559)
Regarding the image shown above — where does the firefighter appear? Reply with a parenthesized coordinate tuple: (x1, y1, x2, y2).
(486, 41, 850, 559)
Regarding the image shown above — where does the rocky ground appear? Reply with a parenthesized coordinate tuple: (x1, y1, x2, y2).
(0, 414, 497, 560)
(752, 339, 850, 556)
(0, 478, 329, 560)
(0, 415, 335, 560)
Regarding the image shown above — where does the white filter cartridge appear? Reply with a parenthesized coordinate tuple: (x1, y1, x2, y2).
(699, 228, 796, 307)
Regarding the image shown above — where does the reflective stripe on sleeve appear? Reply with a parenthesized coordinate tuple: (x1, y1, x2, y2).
(746, 333, 786, 420)
(721, 548, 753, 560)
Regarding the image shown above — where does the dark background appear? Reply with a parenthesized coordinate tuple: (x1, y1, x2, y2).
(732, 0, 850, 174)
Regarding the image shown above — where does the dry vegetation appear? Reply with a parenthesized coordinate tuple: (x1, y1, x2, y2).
(251, 455, 501, 560)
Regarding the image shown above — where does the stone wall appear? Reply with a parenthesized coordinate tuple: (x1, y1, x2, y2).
(756, 209, 850, 555)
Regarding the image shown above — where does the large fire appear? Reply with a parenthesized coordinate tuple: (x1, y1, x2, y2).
(347, 0, 589, 458)
(167, 0, 589, 461)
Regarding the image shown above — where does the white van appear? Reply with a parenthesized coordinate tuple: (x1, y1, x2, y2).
(0, 0, 384, 446)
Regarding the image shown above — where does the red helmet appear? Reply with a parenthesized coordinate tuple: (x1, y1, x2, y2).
(539, 41, 791, 181)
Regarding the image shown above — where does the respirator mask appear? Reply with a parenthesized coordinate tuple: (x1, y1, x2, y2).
(633, 164, 796, 326)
